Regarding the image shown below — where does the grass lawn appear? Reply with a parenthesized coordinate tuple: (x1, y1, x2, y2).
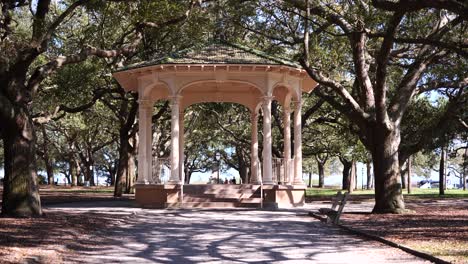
(39, 185, 115, 193)
(306, 187, 468, 199)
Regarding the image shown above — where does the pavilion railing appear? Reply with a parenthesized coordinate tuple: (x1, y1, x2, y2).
(151, 157, 170, 184)
(272, 158, 293, 184)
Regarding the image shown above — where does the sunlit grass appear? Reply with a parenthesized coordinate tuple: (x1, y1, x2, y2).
(39, 186, 114, 193)
(404, 240, 468, 264)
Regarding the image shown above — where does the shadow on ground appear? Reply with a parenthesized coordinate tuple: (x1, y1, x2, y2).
(38, 201, 428, 264)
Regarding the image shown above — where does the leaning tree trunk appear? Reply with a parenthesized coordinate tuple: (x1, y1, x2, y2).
(439, 146, 446, 195)
(1, 107, 42, 216)
(370, 126, 405, 214)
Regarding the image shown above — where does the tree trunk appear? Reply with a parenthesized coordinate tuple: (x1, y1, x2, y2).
(114, 136, 129, 197)
(72, 158, 81, 186)
(185, 166, 191, 184)
(407, 156, 412, 194)
(400, 159, 407, 190)
(80, 152, 95, 186)
(238, 159, 248, 184)
(370, 127, 405, 214)
(41, 126, 54, 185)
(317, 161, 325, 188)
(83, 159, 95, 186)
(341, 158, 352, 191)
(439, 146, 446, 195)
(308, 172, 312, 188)
(366, 162, 372, 189)
(45, 159, 54, 185)
(463, 146, 467, 191)
(114, 98, 138, 196)
(1, 109, 42, 216)
(109, 159, 118, 186)
(125, 153, 136, 194)
(350, 160, 356, 193)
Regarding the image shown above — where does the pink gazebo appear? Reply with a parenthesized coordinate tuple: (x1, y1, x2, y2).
(113, 42, 317, 208)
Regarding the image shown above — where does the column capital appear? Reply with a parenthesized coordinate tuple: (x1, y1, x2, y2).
(169, 95, 182, 106)
(262, 95, 275, 103)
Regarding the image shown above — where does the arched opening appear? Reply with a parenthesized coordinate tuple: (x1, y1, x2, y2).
(178, 80, 264, 111)
(181, 102, 253, 184)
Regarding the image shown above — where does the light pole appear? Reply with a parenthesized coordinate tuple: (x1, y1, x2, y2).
(215, 152, 221, 184)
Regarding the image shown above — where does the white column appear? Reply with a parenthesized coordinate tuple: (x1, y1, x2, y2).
(293, 99, 304, 185)
(283, 107, 291, 184)
(179, 110, 185, 183)
(169, 96, 181, 183)
(262, 96, 274, 184)
(250, 111, 259, 184)
(137, 100, 152, 184)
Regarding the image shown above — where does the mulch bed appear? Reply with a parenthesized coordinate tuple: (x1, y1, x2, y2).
(339, 198, 468, 264)
(0, 186, 133, 263)
(0, 210, 122, 263)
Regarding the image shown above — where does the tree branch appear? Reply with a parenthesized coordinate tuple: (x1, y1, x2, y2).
(371, 0, 468, 21)
(374, 11, 404, 128)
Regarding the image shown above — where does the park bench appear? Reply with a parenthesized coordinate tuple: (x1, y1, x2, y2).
(309, 191, 349, 224)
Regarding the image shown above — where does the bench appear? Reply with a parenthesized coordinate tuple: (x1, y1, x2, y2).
(309, 191, 349, 224)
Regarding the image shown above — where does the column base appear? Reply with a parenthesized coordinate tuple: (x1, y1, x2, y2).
(136, 180, 150, 185)
(168, 180, 183, 184)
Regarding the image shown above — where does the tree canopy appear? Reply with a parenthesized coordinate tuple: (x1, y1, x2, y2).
(0, 0, 466, 216)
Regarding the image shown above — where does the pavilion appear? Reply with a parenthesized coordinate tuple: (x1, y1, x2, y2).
(113, 42, 317, 208)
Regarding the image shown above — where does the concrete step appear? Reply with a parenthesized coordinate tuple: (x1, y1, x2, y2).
(183, 184, 259, 192)
(166, 202, 261, 208)
(166, 202, 239, 208)
(182, 197, 239, 203)
(182, 193, 257, 199)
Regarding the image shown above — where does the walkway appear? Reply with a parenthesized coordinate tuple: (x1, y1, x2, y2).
(46, 201, 429, 263)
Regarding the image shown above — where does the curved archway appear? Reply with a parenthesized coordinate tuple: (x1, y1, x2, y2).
(178, 80, 264, 111)
(272, 83, 298, 109)
(146, 81, 171, 103)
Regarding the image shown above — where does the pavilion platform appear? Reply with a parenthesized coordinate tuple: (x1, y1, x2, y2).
(134, 184, 306, 209)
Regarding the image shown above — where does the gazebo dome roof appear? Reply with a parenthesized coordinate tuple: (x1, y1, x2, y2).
(115, 41, 301, 72)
